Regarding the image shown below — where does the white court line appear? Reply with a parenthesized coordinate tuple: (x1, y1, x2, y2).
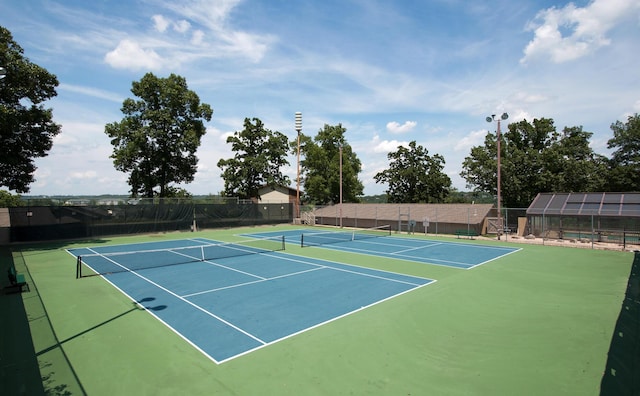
(392, 243, 443, 254)
(181, 266, 325, 298)
(313, 243, 474, 268)
(84, 248, 268, 346)
(259, 250, 432, 286)
(217, 279, 434, 364)
(76, 239, 436, 365)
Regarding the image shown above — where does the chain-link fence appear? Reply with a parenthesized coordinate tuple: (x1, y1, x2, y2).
(525, 209, 640, 248)
(301, 204, 640, 248)
(7, 199, 292, 242)
(301, 203, 495, 236)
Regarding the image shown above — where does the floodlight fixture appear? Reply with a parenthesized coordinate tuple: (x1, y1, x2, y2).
(295, 112, 302, 218)
(295, 112, 302, 132)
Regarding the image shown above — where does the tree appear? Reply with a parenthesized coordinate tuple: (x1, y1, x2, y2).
(499, 118, 558, 207)
(0, 190, 22, 207)
(606, 113, 640, 191)
(0, 27, 61, 192)
(217, 117, 290, 199)
(300, 124, 363, 205)
(462, 118, 557, 208)
(374, 141, 451, 203)
(461, 118, 608, 207)
(105, 73, 212, 198)
(543, 126, 608, 192)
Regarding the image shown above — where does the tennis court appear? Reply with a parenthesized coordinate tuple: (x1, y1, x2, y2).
(66, 237, 434, 363)
(3, 225, 634, 395)
(243, 227, 521, 269)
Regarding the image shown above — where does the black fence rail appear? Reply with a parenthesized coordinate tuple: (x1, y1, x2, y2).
(8, 202, 292, 242)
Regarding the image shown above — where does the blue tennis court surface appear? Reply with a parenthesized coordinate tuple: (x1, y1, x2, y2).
(243, 229, 521, 269)
(67, 238, 433, 363)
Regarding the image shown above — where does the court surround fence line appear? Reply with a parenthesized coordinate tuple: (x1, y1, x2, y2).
(302, 204, 640, 250)
(8, 201, 293, 242)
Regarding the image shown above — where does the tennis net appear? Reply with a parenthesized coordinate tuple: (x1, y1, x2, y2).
(76, 236, 285, 278)
(300, 225, 391, 248)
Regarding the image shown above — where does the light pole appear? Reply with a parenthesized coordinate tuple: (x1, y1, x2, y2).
(295, 112, 302, 219)
(486, 112, 508, 240)
(339, 143, 343, 228)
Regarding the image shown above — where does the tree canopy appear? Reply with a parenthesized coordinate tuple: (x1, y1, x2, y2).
(374, 141, 451, 203)
(217, 117, 290, 200)
(0, 27, 61, 193)
(0, 190, 22, 207)
(461, 117, 608, 207)
(105, 73, 212, 198)
(607, 113, 640, 191)
(299, 124, 363, 205)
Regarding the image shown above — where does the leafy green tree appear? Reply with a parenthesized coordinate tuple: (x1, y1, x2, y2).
(462, 118, 609, 207)
(300, 124, 363, 204)
(105, 73, 212, 198)
(499, 118, 558, 207)
(0, 190, 23, 207)
(374, 141, 451, 203)
(217, 117, 290, 199)
(606, 113, 640, 191)
(462, 118, 557, 207)
(0, 27, 61, 192)
(543, 126, 608, 192)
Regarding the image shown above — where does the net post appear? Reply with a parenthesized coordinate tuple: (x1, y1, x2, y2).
(281, 235, 285, 250)
(301, 234, 304, 248)
(76, 256, 81, 279)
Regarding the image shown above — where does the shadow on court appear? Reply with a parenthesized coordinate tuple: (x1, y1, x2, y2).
(600, 251, 640, 396)
(36, 297, 166, 356)
(0, 246, 166, 396)
(0, 247, 45, 396)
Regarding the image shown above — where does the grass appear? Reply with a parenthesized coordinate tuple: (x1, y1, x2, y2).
(1, 225, 633, 395)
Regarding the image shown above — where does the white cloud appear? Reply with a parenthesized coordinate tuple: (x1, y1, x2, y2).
(509, 91, 550, 105)
(454, 129, 487, 152)
(386, 121, 417, 134)
(521, 0, 640, 64)
(159, 0, 275, 63)
(371, 135, 409, 153)
(216, 30, 273, 63)
(70, 170, 98, 180)
(173, 20, 191, 33)
(152, 14, 170, 32)
(191, 30, 205, 45)
(104, 39, 164, 71)
(58, 84, 123, 103)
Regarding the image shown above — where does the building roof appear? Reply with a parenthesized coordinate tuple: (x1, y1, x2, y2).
(527, 192, 640, 217)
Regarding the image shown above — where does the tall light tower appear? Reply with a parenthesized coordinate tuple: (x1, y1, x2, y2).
(486, 112, 508, 240)
(295, 112, 302, 219)
(339, 143, 343, 228)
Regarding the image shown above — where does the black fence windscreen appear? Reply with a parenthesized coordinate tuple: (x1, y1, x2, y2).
(9, 202, 292, 242)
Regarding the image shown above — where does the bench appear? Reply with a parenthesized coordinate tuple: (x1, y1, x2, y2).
(6, 266, 29, 293)
(455, 229, 478, 239)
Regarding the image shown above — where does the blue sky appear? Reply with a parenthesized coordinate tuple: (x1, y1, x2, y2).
(2, 0, 639, 196)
